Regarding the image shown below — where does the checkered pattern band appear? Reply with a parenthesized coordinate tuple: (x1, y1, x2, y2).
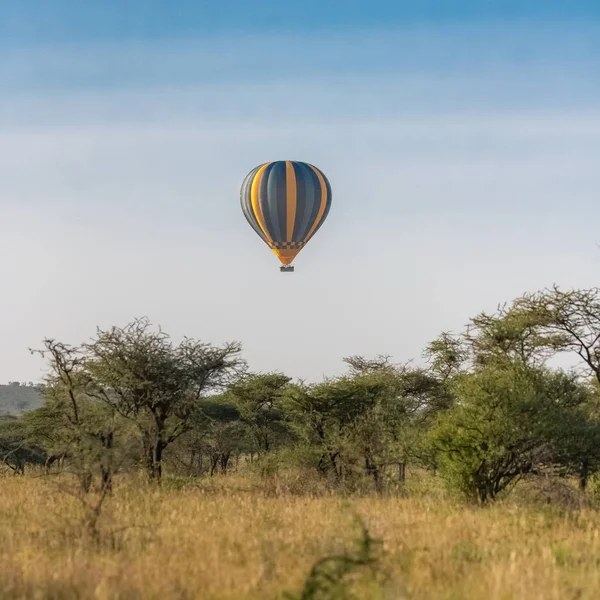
(271, 242, 305, 250)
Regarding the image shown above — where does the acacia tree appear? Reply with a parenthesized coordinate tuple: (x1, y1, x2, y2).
(225, 372, 291, 454)
(424, 305, 562, 377)
(421, 289, 600, 495)
(428, 360, 598, 503)
(83, 318, 245, 481)
(512, 286, 600, 381)
(29, 339, 123, 493)
(168, 398, 252, 476)
(439, 286, 600, 378)
(284, 356, 448, 490)
(424, 332, 468, 382)
(343, 355, 450, 485)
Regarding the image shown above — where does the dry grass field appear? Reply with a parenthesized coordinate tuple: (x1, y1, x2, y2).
(1, 471, 600, 600)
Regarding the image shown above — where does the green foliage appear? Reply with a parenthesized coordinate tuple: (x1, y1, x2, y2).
(512, 286, 600, 381)
(465, 304, 565, 367)
(285, 373, 387, 485)
(284, 361, 447, 491)
(424, 332, 468, 381)
(428, 361, 598, 503)
(225, 372, 292, 453)
(170, 396, 253, 476)
(0, 415, 46, 474)
(11, 284, 600, 507)
(79, 317, 244, 480)
(27, 339, 134, 492)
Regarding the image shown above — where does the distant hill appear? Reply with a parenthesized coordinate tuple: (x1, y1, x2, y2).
(0, 384, 45, 415)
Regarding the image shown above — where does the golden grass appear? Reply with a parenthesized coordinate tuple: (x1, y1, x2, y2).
(1, 472, 600, 599)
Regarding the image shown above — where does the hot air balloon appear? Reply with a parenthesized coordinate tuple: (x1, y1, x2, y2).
(240, 160, 332, 272)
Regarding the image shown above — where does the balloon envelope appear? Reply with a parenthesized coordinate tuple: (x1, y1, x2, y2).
(240, 161, 332, 266)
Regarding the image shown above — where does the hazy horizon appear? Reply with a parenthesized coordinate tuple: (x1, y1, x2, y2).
(2, 2, 600, 383)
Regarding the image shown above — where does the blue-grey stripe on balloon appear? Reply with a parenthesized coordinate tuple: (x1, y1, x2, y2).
(293, 162, 316, 242)
(265, 161, 285, 243)
(302, 165, 323, 241)
(291, 161, 306, 243)
(259, 163, 277, 242)
(275, 162, 288, 242)
(305, 166, 332, 243)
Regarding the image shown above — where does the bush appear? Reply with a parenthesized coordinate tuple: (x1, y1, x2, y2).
(428, 361, 595, 504)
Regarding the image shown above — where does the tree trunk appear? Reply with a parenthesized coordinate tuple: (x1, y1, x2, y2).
(100, 431, 114, 493)
(220, 452, 231, 474)
(145, 439, 164, 481)
(365, 454, 383, 493)
(262, 430, 270, 453)
(477, 482, 495, 504)
(398, 462, 406, 483)
(210, 453, 219, 476)
(317, 454, 326, 474)
(45, 451, 67, 474)
(80, 470, 93, 493)
(152, 440, 164, 480)
(329, 452, 340, 479)
(144, 415, 167, 482)
(101, 466, 113, 493)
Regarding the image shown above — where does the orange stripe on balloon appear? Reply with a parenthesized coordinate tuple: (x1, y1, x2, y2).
(285, 161, 297, 242)
(250, 163, 273, 245)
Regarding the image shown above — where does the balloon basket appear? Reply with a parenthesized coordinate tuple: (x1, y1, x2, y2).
(280, 265, 294, 272)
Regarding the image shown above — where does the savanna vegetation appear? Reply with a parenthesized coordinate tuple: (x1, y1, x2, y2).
(3, 285, 600, 599)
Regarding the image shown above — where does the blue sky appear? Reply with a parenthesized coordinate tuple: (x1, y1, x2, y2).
(2, 1, 599, 45)
(1, 2, 600, 382)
